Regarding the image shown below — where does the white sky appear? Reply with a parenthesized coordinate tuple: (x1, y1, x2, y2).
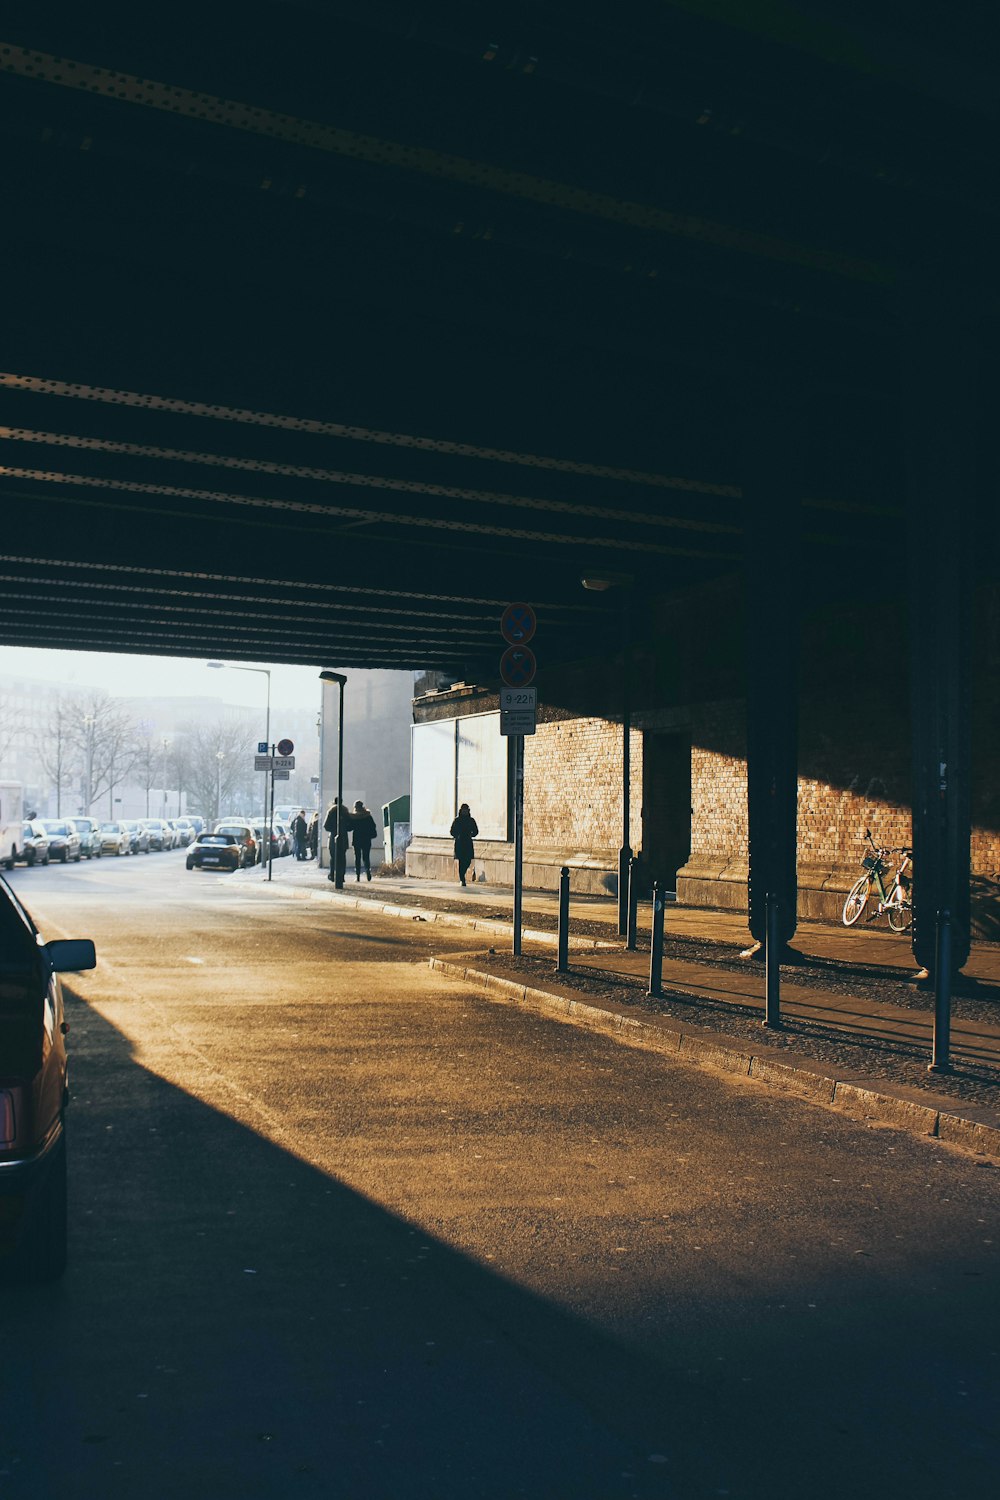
(0, 646, 331, 713)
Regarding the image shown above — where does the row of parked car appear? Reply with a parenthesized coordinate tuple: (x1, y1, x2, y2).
(14, 815, 206, 867)
(186, 818, 300, 871)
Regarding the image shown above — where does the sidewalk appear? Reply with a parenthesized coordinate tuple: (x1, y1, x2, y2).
(235, 859, 1000, 1157)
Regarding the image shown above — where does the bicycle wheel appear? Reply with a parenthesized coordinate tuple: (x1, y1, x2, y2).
(887, 897, 913, 933)
(842, 875, 871, 926)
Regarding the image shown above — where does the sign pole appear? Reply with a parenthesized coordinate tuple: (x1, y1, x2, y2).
(513, 733, 524, 956)
(268, 748, 275, 882)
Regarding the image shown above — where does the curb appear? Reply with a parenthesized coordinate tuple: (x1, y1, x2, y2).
(428, 957, 1000, 1162)
(242, 876, 618, 949)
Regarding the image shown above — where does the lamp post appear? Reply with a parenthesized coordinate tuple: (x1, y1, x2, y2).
(161, 737, 170, 817)
(581, 573, 634, 936)
(319, 670, 347, 888)
(207, 661, 271, 871)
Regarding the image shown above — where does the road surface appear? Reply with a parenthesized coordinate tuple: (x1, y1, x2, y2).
(2, 853, 998, 1498)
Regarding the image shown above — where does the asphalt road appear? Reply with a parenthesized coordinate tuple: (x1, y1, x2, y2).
(2, 853, 998, 1499)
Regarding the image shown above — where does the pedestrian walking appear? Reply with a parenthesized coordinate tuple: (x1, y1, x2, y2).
(291, 809, 308, 861)
(323, 797, 351, 887)
(449, 803, 479, 886)
(307, 811, 319, 860)
(350, 800, 378, 881)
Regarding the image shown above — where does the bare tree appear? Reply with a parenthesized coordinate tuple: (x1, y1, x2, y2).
(67, 692, 140, 815)
(0, 693, 25, 776)
(167, 737, 194, 819)
(182, 718, 256, 822)
(37, 696, 82, 814)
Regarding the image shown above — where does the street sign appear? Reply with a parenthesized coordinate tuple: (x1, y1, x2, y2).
(272, 769, 290, 780)
(272, 754, 295, 770)
(500, 686, 536, 711)
(277, 737, 294, 756)
(499, 645, 536, 687)
(254, 755, 272, 771)
(501, 710, 536, 736)
(257, 741, 269, 754)
(500, 602, 537, 646)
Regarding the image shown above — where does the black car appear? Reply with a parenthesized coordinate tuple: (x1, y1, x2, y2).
(0, 876, 96, 1280)
(18, 822, 50, 867)
(39, 820, 82, 863)
(186, 833, 249, 872)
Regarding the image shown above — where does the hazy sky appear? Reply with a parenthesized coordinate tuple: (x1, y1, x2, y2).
(0, 645, 331, 713)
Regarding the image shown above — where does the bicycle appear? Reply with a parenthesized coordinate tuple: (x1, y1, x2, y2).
(842, 831, 913, 931)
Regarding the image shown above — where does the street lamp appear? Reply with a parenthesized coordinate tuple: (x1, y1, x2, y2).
(207, 661, 271, 869)
(582, 573, 634, 936)
(319, 670, 347, 888)
(161, 737, 170, 816)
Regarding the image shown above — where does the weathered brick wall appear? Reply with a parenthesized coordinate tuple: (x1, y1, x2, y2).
(688, 701, 747, 860)
(524, 717, 642, 851)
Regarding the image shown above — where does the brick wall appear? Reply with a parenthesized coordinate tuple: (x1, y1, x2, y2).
(524, 717, 642, 852)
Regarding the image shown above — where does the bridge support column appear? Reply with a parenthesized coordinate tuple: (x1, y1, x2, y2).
(743, 404, 802, 956)
(904, 305, 975, 976)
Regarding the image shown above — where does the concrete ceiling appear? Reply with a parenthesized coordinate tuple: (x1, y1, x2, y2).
(1, 2, 996, 680)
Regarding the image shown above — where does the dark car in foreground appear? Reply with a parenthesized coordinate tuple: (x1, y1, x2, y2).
(0, 876, 96, 1280)
(186, 832, 251, 872)
(39, 821, 82, 863)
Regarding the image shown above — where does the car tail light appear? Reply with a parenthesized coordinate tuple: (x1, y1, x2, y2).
(0, 1090, 16, 1146)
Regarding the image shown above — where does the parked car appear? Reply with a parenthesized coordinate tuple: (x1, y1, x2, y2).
(0, 874, 96, 1280)
(39, 820, 82, 864)
(272, 820, 291, 857)
(121, 819, 151, 855)
(18, 821, 50, 867)
(98, 820, 131, 856)
(186, 832, 251, 872)
(252, 823, 282, 863)
(167, 819, 195, 847)
(212, 822, 258, 865)
(186, 815, 206, 836)
(138, 818, 170, 851)
(68, 817, 102, 859)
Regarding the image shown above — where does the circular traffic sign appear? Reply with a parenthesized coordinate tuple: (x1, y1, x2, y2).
(499, 646, 536, 687)
(277, 738, 294, 756)
(500, 602, 537, 646)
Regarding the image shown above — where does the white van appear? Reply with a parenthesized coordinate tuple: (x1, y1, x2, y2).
(0, 781, 25, 869)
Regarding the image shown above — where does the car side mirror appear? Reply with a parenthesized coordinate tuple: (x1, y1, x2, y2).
(45, 939, 97, 973)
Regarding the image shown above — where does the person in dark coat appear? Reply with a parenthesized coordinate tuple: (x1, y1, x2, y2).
(323, 798, 351, 886)
(449, 803, 478, 886)
(291, 809, 308, 860)
(306, 811, 319, 860)
(350, 800, 378, 881)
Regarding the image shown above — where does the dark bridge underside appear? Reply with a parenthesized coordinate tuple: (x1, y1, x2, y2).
(0, 1, 996, 677)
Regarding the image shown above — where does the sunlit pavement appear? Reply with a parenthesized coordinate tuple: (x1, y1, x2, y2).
(3, 855, 999, 1500)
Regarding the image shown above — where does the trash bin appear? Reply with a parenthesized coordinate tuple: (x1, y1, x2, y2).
(382, 795, 411, 866)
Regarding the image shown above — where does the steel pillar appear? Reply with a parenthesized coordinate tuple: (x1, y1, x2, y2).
(743, 406, 802, 950)
(904, 304, 974, 975)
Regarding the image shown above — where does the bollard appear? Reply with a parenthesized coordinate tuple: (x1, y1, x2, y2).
(556, 866, 570, 974)
(764, 891, 782, 1028)
(647, 881, 665, 998)
(928, 909, 952, 1073)
(626, 856, 639, 951)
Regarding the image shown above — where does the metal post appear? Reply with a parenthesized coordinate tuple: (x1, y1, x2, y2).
(764, 892, 782, 1028)
(618, 597, 632, 937)
(267, 755, 275, 882)
(647, 881, 664, 998)
(513, 734, 524, 956)
(626, 855, 639, 951)
(335, 678, 345, 889)
(556, 865, 570, 973)
(928, 909, 953, 1073)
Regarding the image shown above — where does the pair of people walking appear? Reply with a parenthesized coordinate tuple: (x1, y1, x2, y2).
(323, 798, 378, 887)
